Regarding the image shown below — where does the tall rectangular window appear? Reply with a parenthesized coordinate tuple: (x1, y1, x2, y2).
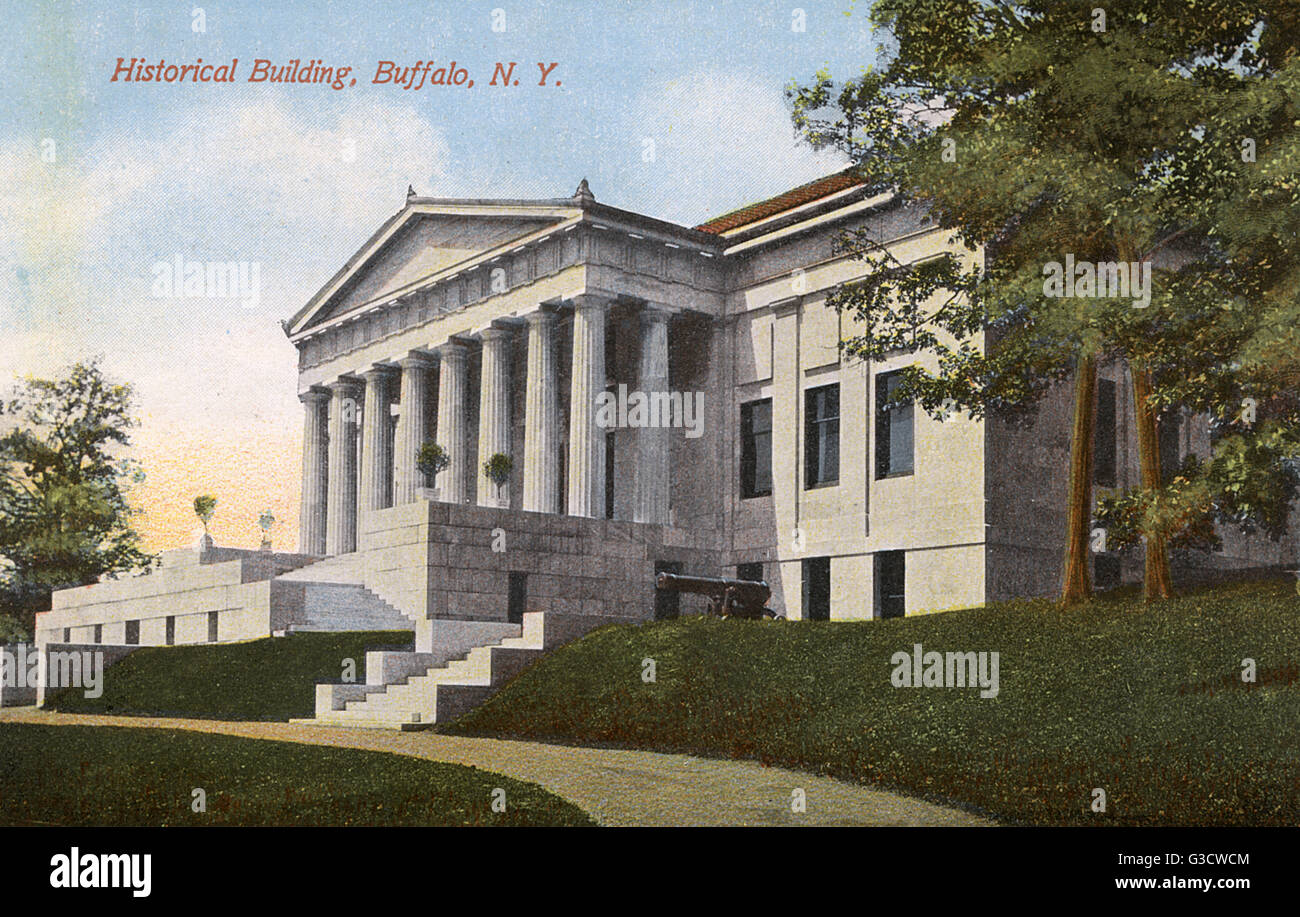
(740, 398, 773, 497)
(125, 620, 140, 645)
(1095, 378, 1117, 487)
(207, 611, 219, 643)
(801, 557, 831, 620)
(604, 431, 616, 519)
(804, 385, 839, 488)
(508, 572, 528, 625)
(875, 551, 906, 619)
(165, 615, 175, 646)
(92, 624, 103, 645)
(876, 372, 914, 477)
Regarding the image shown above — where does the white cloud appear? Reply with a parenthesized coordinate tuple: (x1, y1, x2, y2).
(0, 96, 454, 418)
(615, 69, 848, 226)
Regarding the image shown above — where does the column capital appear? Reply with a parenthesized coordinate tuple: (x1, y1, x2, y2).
(479, 325, 513, 343)
(568, 294, 609, 313)
(524, 308, 558, 326)
(299, 387, 331, 405)
(436, 339, 470, 360)
(398, 351, 436, 370)
(639, 304, 673, 325)
(361, 364, 398, 381)
(327, 376, 363, 395)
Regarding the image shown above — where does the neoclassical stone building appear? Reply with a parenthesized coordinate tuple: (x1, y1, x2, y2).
(33, 170, 1293, 722)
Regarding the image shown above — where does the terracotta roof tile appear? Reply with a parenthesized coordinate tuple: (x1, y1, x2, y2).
(694, 168, 865, 234)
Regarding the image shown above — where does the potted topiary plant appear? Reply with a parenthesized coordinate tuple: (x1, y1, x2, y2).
(416, 441, 450, 500)
(257, 509, 276, 552)
(194, 494, 217, 552)
(483, 452, 513, 506)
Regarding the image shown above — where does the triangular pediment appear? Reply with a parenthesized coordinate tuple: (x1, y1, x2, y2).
(289, 198, 580, 335)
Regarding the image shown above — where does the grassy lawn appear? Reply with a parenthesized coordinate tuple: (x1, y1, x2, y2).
(43, 630, 413, 722)
(447, 579, 1300, 826)
(0, 724, 593, 826)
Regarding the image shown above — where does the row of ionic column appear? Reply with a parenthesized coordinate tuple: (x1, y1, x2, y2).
(298, 299, 672, 556)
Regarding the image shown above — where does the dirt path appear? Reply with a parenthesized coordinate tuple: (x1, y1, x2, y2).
(0, 708, 993, 827)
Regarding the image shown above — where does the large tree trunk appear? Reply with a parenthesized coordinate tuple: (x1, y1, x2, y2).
(1061, 350, 1097, 606)
(1130, 363, 1175, 601)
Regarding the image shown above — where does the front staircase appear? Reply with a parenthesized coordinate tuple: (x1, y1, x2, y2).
(295, 611, 623, 730)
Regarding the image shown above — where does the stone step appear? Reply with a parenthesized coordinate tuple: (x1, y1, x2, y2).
(301, 612, 639, 729)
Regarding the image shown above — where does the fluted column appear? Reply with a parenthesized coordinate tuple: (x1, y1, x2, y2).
(298, 388, 330, 554)
(392, 353, 434, 505)
(567, 297, 607, 517)
(477, 328, 513, 507)
(634, 306, 671, 524)
(435, 342, 469, 504)
(359, 366, 396, 515)
(325, 378, 362, 554)
(522, 310, 560, 513)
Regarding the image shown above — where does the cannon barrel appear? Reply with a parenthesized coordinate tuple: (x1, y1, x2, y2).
(656, 573, 771, 604)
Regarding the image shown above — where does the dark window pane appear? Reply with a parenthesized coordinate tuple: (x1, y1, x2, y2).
(805, 385, 840, 487)
(877, 372, 914, 477)
(876, 551, 906, 618)
(1095, 378, 1117, 487)
(741, 399, 773, 497)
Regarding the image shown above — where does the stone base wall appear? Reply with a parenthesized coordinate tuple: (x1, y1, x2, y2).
(356, 500, 721, 651)
(37, 548, 318, 650)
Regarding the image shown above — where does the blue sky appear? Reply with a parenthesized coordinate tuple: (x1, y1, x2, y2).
(0, 0, 872, 546)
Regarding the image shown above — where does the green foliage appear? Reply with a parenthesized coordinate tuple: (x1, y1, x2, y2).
(789, 1, 1300, 559)
(451, 579, 1300, 826)
(483, 452, 513, 490)
(44, 629, 413, 721)
(0, 725, 593, 826)
(0, 613, 29, 644)
(416, 441, 450, 481)
(193, 494, 217, 533)
(0, 361, 155, 631)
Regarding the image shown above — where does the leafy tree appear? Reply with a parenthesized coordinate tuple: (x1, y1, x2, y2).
(790, 0, 1300, 604)
(193, 494, 217, 537)
(483, 453, 513, 498)
(417, 441, 450, 485)
(0, 361, 154, 637)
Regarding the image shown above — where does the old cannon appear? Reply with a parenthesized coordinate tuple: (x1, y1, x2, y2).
(655, 572, 781, 620)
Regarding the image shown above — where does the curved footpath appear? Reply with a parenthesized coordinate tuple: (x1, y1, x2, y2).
(0, 708, 992, 827)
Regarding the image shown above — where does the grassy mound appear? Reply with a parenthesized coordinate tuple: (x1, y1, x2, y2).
(0, 724, 592, 826)
(44, 630, 413, 721)
(447, 579, 1300, 826)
